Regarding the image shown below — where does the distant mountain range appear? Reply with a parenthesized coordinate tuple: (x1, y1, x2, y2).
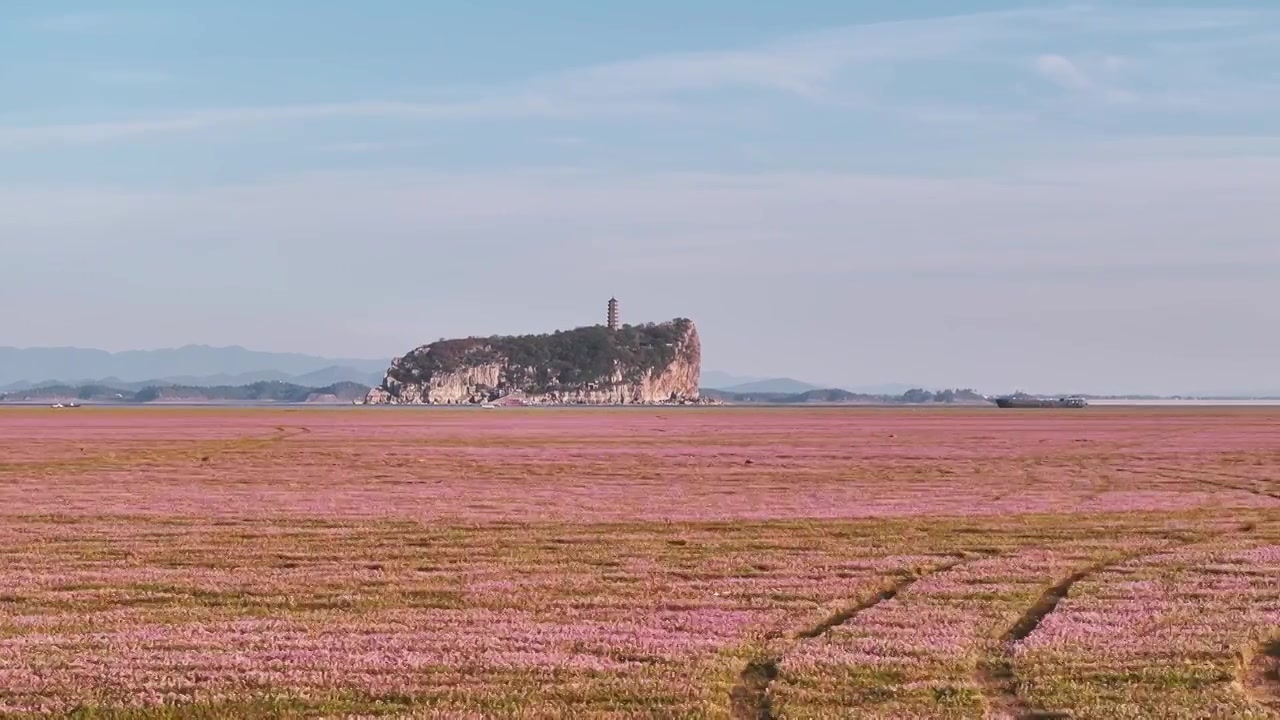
(0, 345, 388, 391)
(0, 381, 370, 405)
(2, 347, 923, 397)
(700, 371, 919, 396)
(702, 387, 991, 405)
(8, 347, 1266, 400)
(714, 377, 820, 394)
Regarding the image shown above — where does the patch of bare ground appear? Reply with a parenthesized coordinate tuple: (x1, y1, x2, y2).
(730, 658, 780, 720)
(1244, 638, 1280, 713)
(729, 555, 977, 720)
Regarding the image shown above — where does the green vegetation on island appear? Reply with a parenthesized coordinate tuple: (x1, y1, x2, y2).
(388, 319, 697, 394)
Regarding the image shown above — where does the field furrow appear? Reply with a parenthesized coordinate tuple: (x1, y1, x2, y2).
(1015, 526, 1280, 718)
(730, 553, 981, 719)
(1, 407, 1277, 717)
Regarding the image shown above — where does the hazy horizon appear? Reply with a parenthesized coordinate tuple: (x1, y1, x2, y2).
(1, 342, 1275, 398)
(3, 1, 1278, 396)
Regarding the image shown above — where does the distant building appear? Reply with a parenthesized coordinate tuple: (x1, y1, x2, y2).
(607, 297, 619, 331)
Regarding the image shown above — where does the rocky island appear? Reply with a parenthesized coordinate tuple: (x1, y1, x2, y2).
(364, 315, 702, 406)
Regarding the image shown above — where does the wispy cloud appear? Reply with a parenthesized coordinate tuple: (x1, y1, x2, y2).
(545, 44, 853, 102)
(1034, 54, 1093, 91)
(3, 4, 1279, 150)
(3, 143, 1277, 393)
(6, 143, 1277, 267)
(0, 98, 668, 149)
(4, 4, 1277, 393)
(1032, 53, 1138, 104)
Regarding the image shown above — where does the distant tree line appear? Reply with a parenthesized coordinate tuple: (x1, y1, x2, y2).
(702, 387, 988, 405)
(899, 388, 985, 404)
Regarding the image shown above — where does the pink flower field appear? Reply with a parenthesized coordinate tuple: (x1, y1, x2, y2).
(0, 406, 1277, 718)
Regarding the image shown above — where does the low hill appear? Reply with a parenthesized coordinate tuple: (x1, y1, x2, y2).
(719, 377, 820, 394)
(0, 366, 384, 393)
(0, 381, 369, 405)
(698, 370, 762, 389)
(0, 345, 387, 387)
(703, 387, 990, 405)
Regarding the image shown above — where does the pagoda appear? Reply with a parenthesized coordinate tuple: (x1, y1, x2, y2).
(607, 297, 619, 331)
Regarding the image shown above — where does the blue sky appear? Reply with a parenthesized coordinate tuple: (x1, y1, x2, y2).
(2, 1, 1278, 394)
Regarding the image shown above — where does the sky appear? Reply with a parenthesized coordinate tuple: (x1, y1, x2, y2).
(1, 1, 1278, 395)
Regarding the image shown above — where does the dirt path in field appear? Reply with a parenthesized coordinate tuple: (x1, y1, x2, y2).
(1148, 464, 1280, 502)
(1151, 464, 1280, 501)
(1245, 638, 1280, 713)
(0, 424, 313, 476)
(1115, 465, 1280, 504)
(977, 525, 1258, 719)
(975, 563, 1099, 720)
(185, 424, 313, 463)
(263, 425, 313, 445)
(1186, 475, 1280, 502)
(729, 554, 980, 720)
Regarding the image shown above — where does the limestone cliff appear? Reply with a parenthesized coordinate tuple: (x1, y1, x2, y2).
(364, 319, 702, 405)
